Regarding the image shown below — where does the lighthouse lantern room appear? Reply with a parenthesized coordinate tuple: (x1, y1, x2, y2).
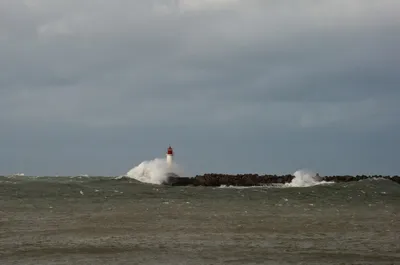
(166, 146, 174, 167)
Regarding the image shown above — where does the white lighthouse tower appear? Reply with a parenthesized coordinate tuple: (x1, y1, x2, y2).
(166, 146, 174, 168)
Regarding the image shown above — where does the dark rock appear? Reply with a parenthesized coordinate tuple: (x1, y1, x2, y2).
(158, 173, 400, 187)
(163, 173, 194, 186)
(390, 176, 400, 185)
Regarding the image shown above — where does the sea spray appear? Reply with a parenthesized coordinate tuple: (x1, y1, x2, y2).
(124, 158, 185, 185)
(286, 169, 332, 187)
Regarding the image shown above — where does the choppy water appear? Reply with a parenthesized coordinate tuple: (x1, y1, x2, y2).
(0, 176, 399, 265)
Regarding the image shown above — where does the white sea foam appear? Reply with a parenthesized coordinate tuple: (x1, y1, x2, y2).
(122, 160, 332, 188)
(219, 169, 333, 189)
(285, 169, 333, 187)
(123, 158, 185, 185)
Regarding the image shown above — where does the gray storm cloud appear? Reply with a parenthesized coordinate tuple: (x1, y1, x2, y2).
(1, 0, 399, 128)
(0, 0, 399, 175)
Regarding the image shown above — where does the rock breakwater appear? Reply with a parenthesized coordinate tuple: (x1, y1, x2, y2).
(164, 174, 400, 186)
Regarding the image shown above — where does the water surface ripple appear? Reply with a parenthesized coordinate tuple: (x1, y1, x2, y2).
(0, 176, 399, 264)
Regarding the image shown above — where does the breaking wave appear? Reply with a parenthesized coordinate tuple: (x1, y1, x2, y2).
(122, 158, 185, 185)
(120, 160, 332, 188)
(285, 169, 333, 187)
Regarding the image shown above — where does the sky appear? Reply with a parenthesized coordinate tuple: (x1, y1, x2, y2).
(1, 0, 400, 176)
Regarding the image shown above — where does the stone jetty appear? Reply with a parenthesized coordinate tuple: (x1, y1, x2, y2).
(164, 174, 400, 186)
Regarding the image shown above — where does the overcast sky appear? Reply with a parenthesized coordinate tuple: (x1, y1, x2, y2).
(1, 0, 399, 176)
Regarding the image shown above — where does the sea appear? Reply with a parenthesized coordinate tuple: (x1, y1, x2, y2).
(1, 161, 399, 265)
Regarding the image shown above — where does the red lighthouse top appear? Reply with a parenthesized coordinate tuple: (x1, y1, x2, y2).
(167, 146, 173, 155)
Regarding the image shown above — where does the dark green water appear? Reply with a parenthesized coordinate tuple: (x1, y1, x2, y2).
(1, 176, 399, 264)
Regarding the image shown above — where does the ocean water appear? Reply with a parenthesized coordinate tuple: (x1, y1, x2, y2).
(0, 174, 399, 265)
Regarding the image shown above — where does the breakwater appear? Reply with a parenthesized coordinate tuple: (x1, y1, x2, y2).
(164, 174, 400, 186)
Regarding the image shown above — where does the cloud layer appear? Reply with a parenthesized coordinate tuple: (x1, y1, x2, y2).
(1, 0, 399, 175)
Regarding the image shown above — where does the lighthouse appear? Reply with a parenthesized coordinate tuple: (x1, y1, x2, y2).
(166, 145, 173, 168)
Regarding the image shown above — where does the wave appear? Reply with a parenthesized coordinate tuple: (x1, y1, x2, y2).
(122, 158, 185, 185)
(121, 161, 333, 188)
(218, 170, 332, 189)
(284, 169, 333, 188)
